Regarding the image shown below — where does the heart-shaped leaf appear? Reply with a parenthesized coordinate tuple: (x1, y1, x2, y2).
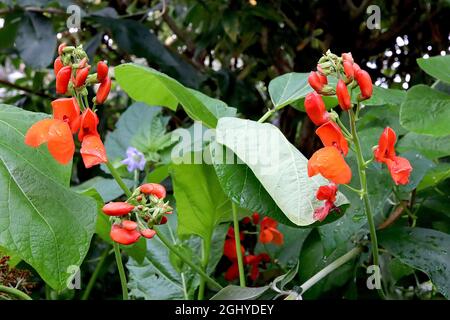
(215, 117, 348, 226)
(0, 105, 97, 290)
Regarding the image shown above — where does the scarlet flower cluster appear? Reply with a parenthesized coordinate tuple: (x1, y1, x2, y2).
(305, 51, 412, 221)
(25, 43, 111, 168)
(102, 183, 172, 245)
(223, 213, 283, 282)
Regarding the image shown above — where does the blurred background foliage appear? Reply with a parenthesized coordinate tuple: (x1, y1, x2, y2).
(1, 0, 449, 164)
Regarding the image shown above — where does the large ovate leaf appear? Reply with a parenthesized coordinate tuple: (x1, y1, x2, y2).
(215, 117, 348, 226)
(170, 159, 232, 241)
(400, 85, 450, 136)
(417, 55, 450, 84)
(72, 176, 134, 202)
(115, 64, 231, 128)
(397, 132, 450, 159)
(211, 285, 270, 300)
(379, 227, 450, 299)
(0, 105, 97, 290)
(15, 12, 57, 69)
(417, 163, 450, 190)
(268, 72, 311, 109)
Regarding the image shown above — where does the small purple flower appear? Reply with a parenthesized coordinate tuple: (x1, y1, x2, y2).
(122, 147, 146, 172)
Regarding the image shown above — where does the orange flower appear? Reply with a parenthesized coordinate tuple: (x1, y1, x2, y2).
(25, 118, 75, 164)
(316, 121, 349, 156)
(385, 156, 413, 185)
(259, 217, 283, 245)
(308, 146, 352, 184)
(78, 108, 99, 141)
(374, 127, 412, 185)
(374, 127, 396, 162)
(80, 134, 107, 168)
(51, 97, 81, 133)
(314, 184, 338, 221)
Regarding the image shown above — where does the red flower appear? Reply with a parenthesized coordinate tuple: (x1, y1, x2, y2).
(308, 146, 352, 184)
(80, 134, 107, 168)
(373, 127, 412, 185)
(110, 224, 140, 245)
(374, 127, 396, 162)
(224, 261, 240, 281)
(385, 156, 413, 185)
(343, 60, 354, 81)
(336, 79, 351, 110)
(316, 121, 349, 156)
(78, 108, 99, 141)
(259, 217, 283, 245)
(25, 118, 75, 165)
(245, 253, 271, 281)
(314, 184, 338, 221)
(51, 98, 81, 133)
(56, 66, 71, 94)
(223, 227, 245, 260)
(304, 92, 329, 126)
(141, 229, 156, 239)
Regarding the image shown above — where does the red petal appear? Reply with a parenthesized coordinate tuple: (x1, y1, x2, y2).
(78, 108, 99, 142)
(387, 156, 412, 185)
(24, 118, 57, 147)
(270, 228, 284, 245)
(224, 262, 240, 281)
(80, 134, 107, 168)
(47, 120, 75, 164)
(259, 229, 273, 244)
(316, 121, 349, 156)
(260, 216, 277, 229)
(51, 98, 81, 133)
(308, 147, 352, 184)
(374, 127, 397, 162)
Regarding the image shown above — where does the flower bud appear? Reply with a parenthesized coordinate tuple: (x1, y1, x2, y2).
(341, 52, 354, 63)
(336, 79, 351, 111)
(102, 202, 135, 216)
(110, 224, 140, 245)
(304, 92, 329, 126)
(140, 183, 166, 199)
(95, 76, 111, 104)
(308, 71, 327, 93)
(141, 229, 156, 239)
(343, 60, 354, 82)
(355, 69, 373, 100)
(122, 220, 138, 231)
(56, 66, 72, 94)
(53, 57, 63, 76)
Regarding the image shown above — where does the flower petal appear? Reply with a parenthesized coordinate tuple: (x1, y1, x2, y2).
(78, 108, 99, 142)
(308, 146, 352, 184)
(24, 118, 57, 147)
(80, 134, 108, 168)
(270, 228, 284, 245)
(51, 98, 81, 133)
(47, 120, 75, 164)
(387, 156, 412, 185)
(374, 127, 396, 162)
(259, 229, 274, 244)
(316, 121, 349, 156)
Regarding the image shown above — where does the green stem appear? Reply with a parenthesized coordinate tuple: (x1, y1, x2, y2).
(232, 202, 246, 287)
(257, 109, 275, 123)
(341, 183, 363, 195)
(335, 115, 352, 138)
(300, 246, 362, 294)
(113, 242, 129, 300)
(81, 246, 110, 300)
(106, 161, 132, 198)
(154, 228, 223, 290)
(0, 285, 32, 300)
(197, 238, 211, 300)
(349, 108, 384, 298)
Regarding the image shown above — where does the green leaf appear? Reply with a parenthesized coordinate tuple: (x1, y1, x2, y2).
(352, 86, 406, 106)
(418, 163, 450, 190)
(215, 117, 348, 226)
(104, 102, 167, 167)
(15, 12, 57, 69)
(72, 176, 134, 202)
(170, 159, 232, 240)
(398, 151, 435, 193)
(400, 85, 450, 136)
(0, 105, 97, 290)
(268, 72, 311, 109)
(417, 55, 450, 84)
(145, 164, 170, 183)
(397, 132, 450, 159)
(210, 285, 270, 300)
(115, 64, 224, 128)
(379, 227, 450, 299)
